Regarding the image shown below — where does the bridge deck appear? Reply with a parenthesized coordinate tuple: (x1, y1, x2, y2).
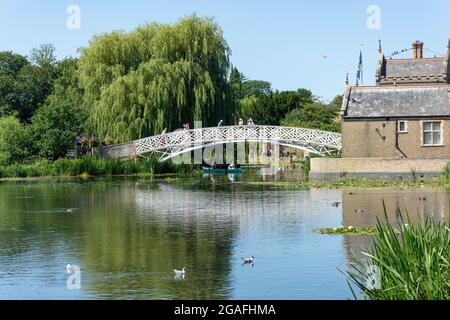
(102, 125, 342, 162)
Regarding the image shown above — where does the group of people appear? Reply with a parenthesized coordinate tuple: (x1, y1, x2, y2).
(74, 135, 113, 157)
(239, 118, 254, 126)
(159, 118, 256, 144)
(210, 160, 237, 170)
(217, 118, 255, 127)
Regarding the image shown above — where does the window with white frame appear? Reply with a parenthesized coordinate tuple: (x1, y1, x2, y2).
(422, 122, 442, 145)
(397, 121, 407, 133)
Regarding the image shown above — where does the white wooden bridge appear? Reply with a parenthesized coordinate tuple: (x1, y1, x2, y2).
(102, 125, 342, 162)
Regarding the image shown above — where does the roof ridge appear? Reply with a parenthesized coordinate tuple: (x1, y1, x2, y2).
(351, 84, 450, 89)
(386, 57, 444, 62)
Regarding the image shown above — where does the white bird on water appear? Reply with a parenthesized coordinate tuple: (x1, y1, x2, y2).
(173, 267, 186, 277)
(242, 256, 255, 264)
(66, 264, 74, 273)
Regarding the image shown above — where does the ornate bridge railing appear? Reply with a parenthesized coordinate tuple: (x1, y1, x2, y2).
(132, 125, 341, 162)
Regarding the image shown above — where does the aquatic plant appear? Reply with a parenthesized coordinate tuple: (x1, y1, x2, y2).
(315, 226, 377, 235)
(409, 167, 417, 183)
(345, 204, 450, 300)
(442, 163, 450, 181)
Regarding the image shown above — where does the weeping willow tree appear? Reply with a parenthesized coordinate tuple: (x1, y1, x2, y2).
(78, 15, 233, 143)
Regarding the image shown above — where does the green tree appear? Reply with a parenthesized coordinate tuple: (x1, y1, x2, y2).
(79, 15, 233, 143)
(30, 44, 57, 68)
(0, 46, 58, 122)
(0, 51, 28, 76)
(242, 80, 272, 97)
(229, 66, 245, 101)
(0, 51, 31, 118)
(0, 115, 29, 165)
(281, 103, 341, 132)
(29, 58, 85, 159)
(237, 88, 314, 125)
(329, 94, 343, 110)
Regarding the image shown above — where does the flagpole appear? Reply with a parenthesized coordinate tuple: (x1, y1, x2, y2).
(360, 44, 363, 85)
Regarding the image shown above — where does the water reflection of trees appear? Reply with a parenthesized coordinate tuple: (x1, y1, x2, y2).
(80, 182, 239, 299)
(4, 180, 449, 299)
(0, 180, 90, 257)
(0, 179, 238, 299)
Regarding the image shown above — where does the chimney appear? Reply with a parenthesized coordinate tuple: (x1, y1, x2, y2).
(412, 40, 424, 59)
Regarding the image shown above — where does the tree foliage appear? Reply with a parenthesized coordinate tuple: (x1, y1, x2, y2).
(0, 16, 345, 166)
(0, 115, 29, 165)
(29, 58, 85, 159)
(229, 66, 246, 101)
(78, 15, 233, 143)
(0, 47, 57, 122)
(242, 80, 272, 97)
(330, 94, 343, 110)
(281, 103, 341, 132)
(237, 88, 314, 125)
(0, 51, 28, 76)
(30, 44, 57, 69)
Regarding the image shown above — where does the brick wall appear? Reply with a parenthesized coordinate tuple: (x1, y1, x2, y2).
(310, 157, 450, 178)
(342, 119, 450, 159)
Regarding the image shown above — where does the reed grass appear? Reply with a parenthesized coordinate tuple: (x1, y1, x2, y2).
(442, 163, 450, 181)
(409, 167, 417, 183)
(0, 156, 196, 178)
(345, 202, 450, 300)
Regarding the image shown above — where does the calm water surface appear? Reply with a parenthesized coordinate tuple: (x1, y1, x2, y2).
(0, 171, 448, 299)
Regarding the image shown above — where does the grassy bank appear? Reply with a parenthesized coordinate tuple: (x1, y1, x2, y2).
(346, 207, 450, 300)
(0, 157, 198, 178)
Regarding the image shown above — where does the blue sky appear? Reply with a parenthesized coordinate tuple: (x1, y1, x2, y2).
(1, 0, 450, 101)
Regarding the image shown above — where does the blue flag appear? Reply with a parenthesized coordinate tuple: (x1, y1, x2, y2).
(356, 46, 363, 86)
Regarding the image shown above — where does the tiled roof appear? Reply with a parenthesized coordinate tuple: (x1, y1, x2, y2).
(342, 85, 450, 118)
(378, 58, 447, 84)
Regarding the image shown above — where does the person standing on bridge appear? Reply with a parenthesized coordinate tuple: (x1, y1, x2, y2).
(247, 118, 255, 126)
(238, 118, 244, 126)
(161, 128, 168, 145)
(182, 123, 190, 142)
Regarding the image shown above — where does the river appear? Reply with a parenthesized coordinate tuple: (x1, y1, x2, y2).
(0, 171, 448, 299)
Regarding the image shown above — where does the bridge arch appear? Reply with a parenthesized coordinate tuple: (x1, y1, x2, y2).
(132, 125, 342, 162)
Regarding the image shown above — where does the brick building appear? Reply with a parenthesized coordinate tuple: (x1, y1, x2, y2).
(340, 40, 450, 159)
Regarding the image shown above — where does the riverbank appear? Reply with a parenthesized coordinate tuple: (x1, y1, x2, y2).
(0, 157, 198, 179)
(245, 177, 449, 189)
(2, 174, 448, 190)
(2, 159, 450, 189)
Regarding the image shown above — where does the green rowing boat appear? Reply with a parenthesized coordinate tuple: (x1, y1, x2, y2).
(202, 164, 242, 174)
